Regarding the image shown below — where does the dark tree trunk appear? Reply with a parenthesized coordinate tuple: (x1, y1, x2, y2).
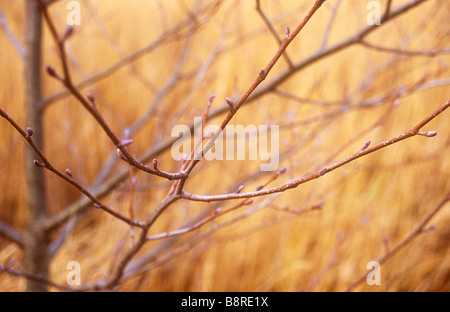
(23, 0, 49, 292)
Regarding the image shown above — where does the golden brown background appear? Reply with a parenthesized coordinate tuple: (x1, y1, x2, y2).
(0, 0, 449, 291)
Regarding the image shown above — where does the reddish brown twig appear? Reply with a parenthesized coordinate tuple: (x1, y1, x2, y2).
(0, 221, 24, 247)
(147, 166, 288, 241)
(175, 0, 326, 196)
(78, 1, 327, 290)
(37, 0, 431, 238)
(37, 0, 187, 181)
(181, 101, 450, 202)
(1, 0, 444, 292)
(40, 0, 222, 109)
(0, 108, 145, 229)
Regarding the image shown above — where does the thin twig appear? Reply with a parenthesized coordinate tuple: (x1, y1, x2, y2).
(360, 40, 450, 57)
(383, 0, 393, 20)
(181, 101, 450, 202)
(319, 0, 342, 52)
(85, 0, 328, 290)
(176, 0, 327, 196)
(0, 108, 145, 229)
(255, 0, 294, 68)
(0, 264, 81, 292)
(40, 0, 430, 234)
(2, 0, 440, 292)
(344, 190, 450, 292)
(147, 167, 287, 241)
(0, 9, 25, 59)
(0, 221, 25, 247)
(37, 0, 187, 181)
(39, 1, 222, 110)
(246, 0, 428, 102)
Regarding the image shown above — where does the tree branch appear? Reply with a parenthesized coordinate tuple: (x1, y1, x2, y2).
(181, 101, 450, 202)
(37, 0, 431, 234)
(0, 108, 145, 229)
(39, 0, 221, 110)
(175, 0, 327, 196)
(0, 8, 25, 59)
(0, 221, 25, 247)
(255, 0, 294, 68)
(37, 0, 188, 181)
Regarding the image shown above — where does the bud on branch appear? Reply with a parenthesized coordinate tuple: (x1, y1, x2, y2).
(417, 131, 437, 137)
(33, 160, 45, 168)
(225, 97, 235, 112)
(62, 26, 74, 41)
(285, 25, 290, 39)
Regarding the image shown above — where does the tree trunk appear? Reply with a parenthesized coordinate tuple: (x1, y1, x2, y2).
(23, 0, 49, 292)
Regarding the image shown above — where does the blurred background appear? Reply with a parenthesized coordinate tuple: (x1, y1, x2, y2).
(0, 0, 449, 291)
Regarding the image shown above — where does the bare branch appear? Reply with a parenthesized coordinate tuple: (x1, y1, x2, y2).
(255, 0, 294, 68)
(247, 0, 428, 102)
(176, 0, 327, 197)
(39, 1, 222, 110)
(66, 1, 328, 291)
(360, 40, 450, 57)
(2, 0, 444, 292)
(40, 0, 432, 236)
(319, 0, 343, 52)
(0, 9, 25, 59)
(384, 0, 393, 20)
(147, 167, 287, 241)
(0, 264, 79, 291)
(0, 108, 145, 229)
(181, 101, 450, 202)
(37, 1, 188, 181)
